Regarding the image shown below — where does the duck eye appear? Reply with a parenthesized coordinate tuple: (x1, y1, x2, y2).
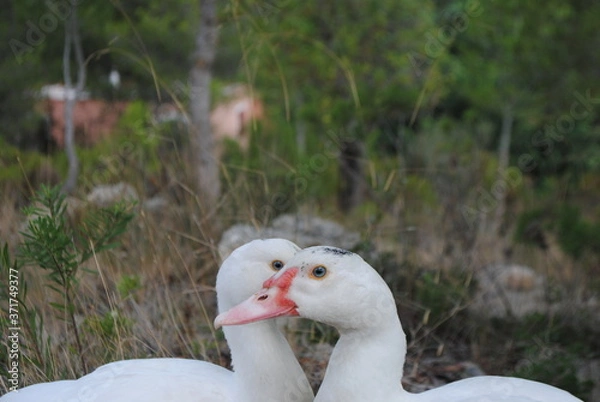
(271, 260, 284, 271)
(311, 265, 327, 278)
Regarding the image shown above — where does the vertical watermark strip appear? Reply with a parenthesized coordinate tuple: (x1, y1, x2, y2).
(7, 268, 21, 391)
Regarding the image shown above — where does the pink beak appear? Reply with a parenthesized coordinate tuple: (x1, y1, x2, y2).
(214, 268, 299, 328)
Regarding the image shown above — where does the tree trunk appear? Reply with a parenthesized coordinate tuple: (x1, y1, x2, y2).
(483, 104, 514, 263)
(493, 104, 513, 236)
(189, 0, 220, 222)
(61, 8, 85, 195)
(338, 138, 365, 213)
(59, 7, 88, 374)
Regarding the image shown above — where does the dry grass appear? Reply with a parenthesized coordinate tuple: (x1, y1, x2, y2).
(0, 181, 226, 387)
(0, 142, 597, 400)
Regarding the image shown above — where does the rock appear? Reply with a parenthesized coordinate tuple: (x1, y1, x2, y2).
(64, 196, 85, 218)
(87, 182, 139, 208)
(142, 196, 169, 212)
(470, 264, 547, 319)
(218, 213, 361, 260)
(218, 224, 260, 259)
(269, 214, 361, 250)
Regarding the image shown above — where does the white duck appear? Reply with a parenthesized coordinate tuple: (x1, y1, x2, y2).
(215, 246, 583, 402)
(1, 239, 313, 402)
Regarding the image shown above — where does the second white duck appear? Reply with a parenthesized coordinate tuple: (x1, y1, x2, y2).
(216, 245, 583, 402)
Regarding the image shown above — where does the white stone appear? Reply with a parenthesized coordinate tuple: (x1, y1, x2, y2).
(87, 182, 139, 208)
(218, 214, 361, 260)
(470, 264, 547, 318)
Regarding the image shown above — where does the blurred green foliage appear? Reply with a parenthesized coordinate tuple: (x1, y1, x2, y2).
(2, 0, 600, 199)
(83, 310, 133, 348)
(413, 270, 473, 326)
(510, 313, 597, 399)
(515, 204, 600, 259)
(117, 274, 142, 300)
(556, 205, 600, 259)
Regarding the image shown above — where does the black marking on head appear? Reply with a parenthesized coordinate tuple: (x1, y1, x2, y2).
(322, 247, 352, 256)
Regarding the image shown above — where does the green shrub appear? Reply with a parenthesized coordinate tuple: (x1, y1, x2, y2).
(83, 311, 133, 345)
(17, 185, 135, 374)
(0, 138, 48, 185)
(509, 313, 596, 400)
(117, 274, 142, 299)
(514, 348, 591, 399)
(556, 205, 600, 259)
(413, 270, 472, 327)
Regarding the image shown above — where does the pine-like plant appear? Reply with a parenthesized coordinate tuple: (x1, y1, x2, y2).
(18, 185, 135, 374)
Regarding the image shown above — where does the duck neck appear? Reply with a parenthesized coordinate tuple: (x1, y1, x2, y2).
(316, 316, 408, 402)
(224, 320, 312, 402)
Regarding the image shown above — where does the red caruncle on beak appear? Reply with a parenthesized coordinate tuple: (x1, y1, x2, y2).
(214, 267, 299, 328)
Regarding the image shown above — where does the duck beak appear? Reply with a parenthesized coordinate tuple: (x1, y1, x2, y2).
(214, 287, 298, 328)
(214, 268, 299, 328)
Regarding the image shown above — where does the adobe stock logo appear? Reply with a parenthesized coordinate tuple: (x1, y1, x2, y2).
(9, 0, 83, 64)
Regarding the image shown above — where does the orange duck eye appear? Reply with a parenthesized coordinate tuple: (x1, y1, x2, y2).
(311, 266, 327, 278)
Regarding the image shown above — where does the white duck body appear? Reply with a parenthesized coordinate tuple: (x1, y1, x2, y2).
(1, 359, 231, 401)
(216, 246, 583, 402)
(1, 239, 313, 402)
